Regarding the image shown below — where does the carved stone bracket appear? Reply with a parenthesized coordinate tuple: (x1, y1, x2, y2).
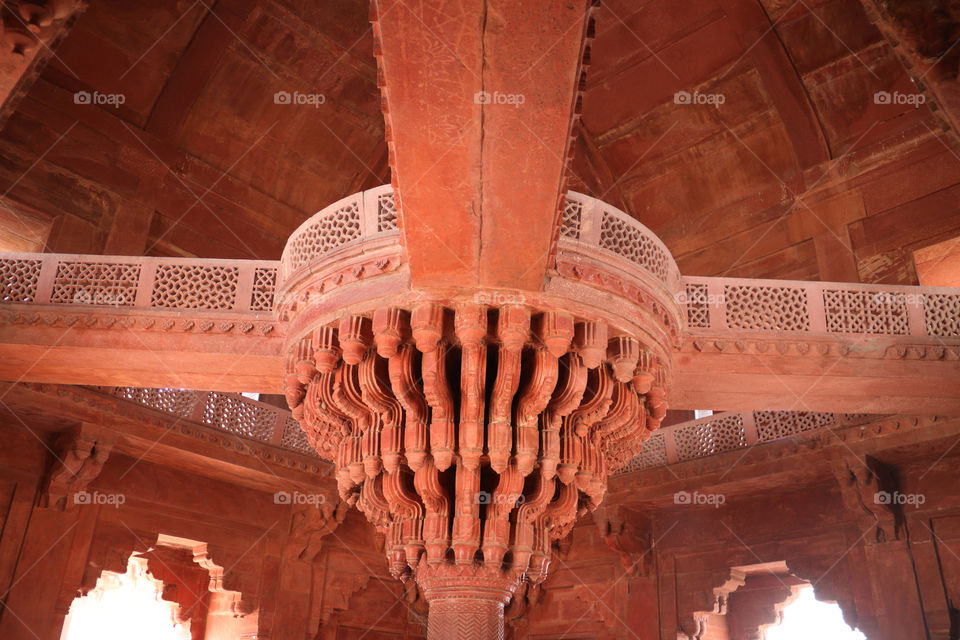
(283, 494, 349, 563)
(39, 422, 114, 511)
(592, 504, 652, 576)
(830, 452, 903, 543)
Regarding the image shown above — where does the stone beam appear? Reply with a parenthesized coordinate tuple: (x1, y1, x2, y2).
(2, 187, 959, 415)
(371, 0, 595, 291)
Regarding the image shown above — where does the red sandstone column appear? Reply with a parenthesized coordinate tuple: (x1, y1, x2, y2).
(418, 569, 518, 640)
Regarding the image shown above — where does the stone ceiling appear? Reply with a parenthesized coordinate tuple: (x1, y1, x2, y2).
(1, 0, 959, 286)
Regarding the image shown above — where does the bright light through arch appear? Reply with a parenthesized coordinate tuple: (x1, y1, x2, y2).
(765, 586, 865, 640)
(60, 554, 191, 640)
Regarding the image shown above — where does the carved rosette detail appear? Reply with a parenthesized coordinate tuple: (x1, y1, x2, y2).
(283, 302, 669, 624)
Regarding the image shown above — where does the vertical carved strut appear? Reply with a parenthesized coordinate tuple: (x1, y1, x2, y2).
(515, 348, 559, 477)
(414, 459, 451, 564)
(359, 350, 401, 474)
(489, 306, 531, 473)
(544, 353, 588, 481)
(413, 303, 456, 471)
(456, 305, 488, 471)
(389, 344, 428, 471)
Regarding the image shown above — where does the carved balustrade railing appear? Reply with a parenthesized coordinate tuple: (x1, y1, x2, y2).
(280, 184, 400, 286)
(104, 386, 318, 457)
(681, 275, 960, 339)
(559, 191, 683, 297)
(619, 411, 879, 473)
(7, 188, 956, 344)
(0, 253, 280, 314)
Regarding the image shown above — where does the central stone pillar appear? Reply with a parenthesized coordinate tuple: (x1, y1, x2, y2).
(417, 566, 519, 640)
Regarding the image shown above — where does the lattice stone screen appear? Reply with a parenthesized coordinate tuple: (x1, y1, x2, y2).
(620, 411, 880, 471)
(377, 193, 398, 232)
(281, 417, 314, 455)
(113, 387, 197, 419)
(151, 264, 239, 310)
(202, 393, 276, 441)
(619, 432, 668, 473)
(51, 261, 141, 306)
(599, 211, 671, 283)
(724, 284, 810, 331)
(684, 283, 710, 328)
(824, 289, 908, 335)
(560, 198, 582, 239)
(284, 199, 362, 275)
(924, 293, 960, 337)
(674, 413, 747, 460)
(250, 267, 278, 311)
(0, 258, 41, 302)
(754, 411, 835, 441)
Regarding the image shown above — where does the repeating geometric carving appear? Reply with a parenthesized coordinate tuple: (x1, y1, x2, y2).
(560, 197, 582, 239)
(620, 431, 668, 471)
(377, 193, 398, 232)
(923, 293, 960, 337)
(824, 290, 908, 335)
(724, 285, 810, 331)
(599, 211, 670, 283)
(427, 596, 505, 640)
(674, 413, 746, 460)
(0, 258, 42, 302)
(150, 265, 239, 310)
(685, 283, 710, 328)
(754, 411, 836, 441)
(281, 416, 315, 455)
(202, 394, 275, 441)
(113, 387, 197, 418)
(51, 261, 141, 306)
(250, 267, 277, 311)
(285, 199, 362, 274)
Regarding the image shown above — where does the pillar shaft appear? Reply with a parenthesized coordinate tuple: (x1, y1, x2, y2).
(427, 595, 505, 640)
